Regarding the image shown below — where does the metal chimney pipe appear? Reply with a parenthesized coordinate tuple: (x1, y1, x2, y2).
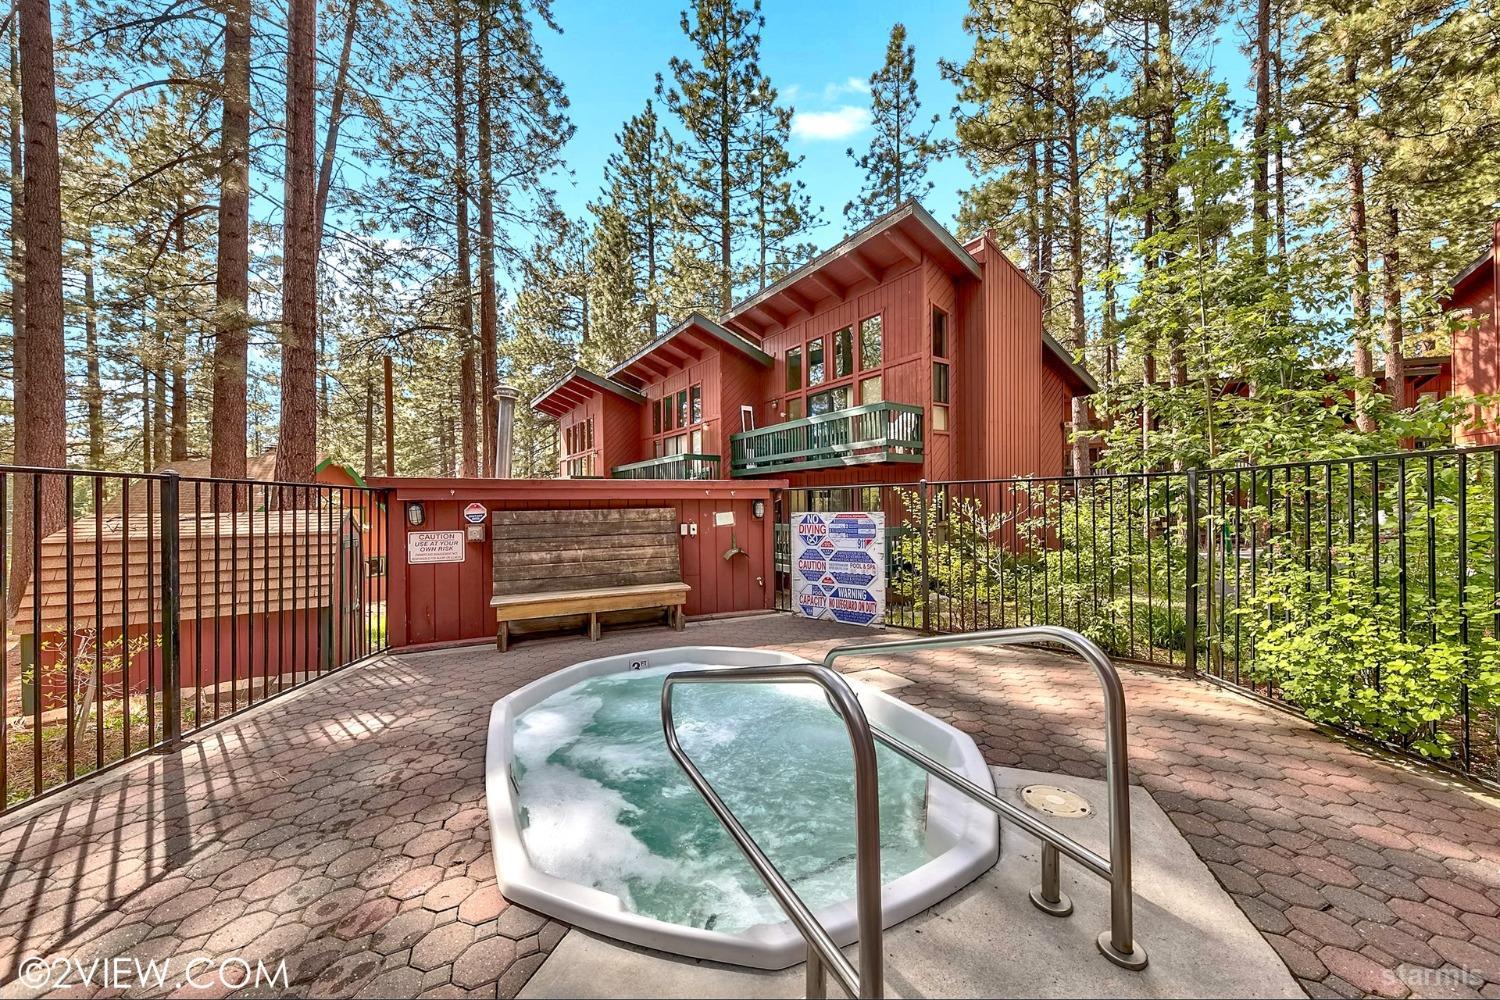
(493, 384, 520, 478)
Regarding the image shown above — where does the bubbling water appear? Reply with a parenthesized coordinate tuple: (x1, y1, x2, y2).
(512, 664, 930, 933)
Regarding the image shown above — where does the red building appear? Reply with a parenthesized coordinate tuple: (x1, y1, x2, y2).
(532, 202, 1097, 486)
(1444, 220, 1500, 446)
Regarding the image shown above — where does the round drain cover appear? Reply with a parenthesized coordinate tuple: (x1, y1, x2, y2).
(1021, 784, 1093, 819)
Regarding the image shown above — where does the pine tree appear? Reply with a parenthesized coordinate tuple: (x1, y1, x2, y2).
(274, 0, 319, 483)
(844, 23, 940, 226)
(589, 100, 673, 343)
(659, 0, 815, 309)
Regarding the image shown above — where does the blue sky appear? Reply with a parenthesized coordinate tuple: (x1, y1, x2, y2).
(540, 0, 977, 240)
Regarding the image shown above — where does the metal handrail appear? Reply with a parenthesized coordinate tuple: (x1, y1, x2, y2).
(821, 625, 1147, 970)
(661, 663, 884, 999)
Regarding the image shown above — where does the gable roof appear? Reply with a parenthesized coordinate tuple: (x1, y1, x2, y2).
(608, 312, 772, 387)
(531, 366, 646, 418)
(719, 200, 983, 340)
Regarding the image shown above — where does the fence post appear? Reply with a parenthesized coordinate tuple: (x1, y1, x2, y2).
(157, 471, 184, 751)
(1184, 468, 1200, 678)
(918, 479, 931, 633)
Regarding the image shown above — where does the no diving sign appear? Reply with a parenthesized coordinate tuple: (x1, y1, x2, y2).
(791, 512, 885, 627)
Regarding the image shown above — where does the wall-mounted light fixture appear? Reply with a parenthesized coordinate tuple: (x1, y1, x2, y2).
(752, 499, 766, 519)
(405, 501, 426, 527)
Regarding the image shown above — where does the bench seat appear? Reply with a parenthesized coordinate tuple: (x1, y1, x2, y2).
(489, 506, 691, 652)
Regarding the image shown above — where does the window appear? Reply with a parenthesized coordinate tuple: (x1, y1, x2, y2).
(859, 315, 882, 370)
(786, 397, 804, 420)
(809, 386, 849, 416)
(808, 337, 826, 386)
(932, 307, 949, 359)
(677, 389, 688, 426)
(933, 361, 950, 432)
(933, 362, 950, 403)
(662, 396, 674, 431)
(860, 375, 883, 405)
(834, 326, 853, 379)
(786, 347, 802, 391)
(586, 418, 594, 450)
(691, 428, 704, 453)
(652, 399, 662, 434)
(690, 384, 702, 423)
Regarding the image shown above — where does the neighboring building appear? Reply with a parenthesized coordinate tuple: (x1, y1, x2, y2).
(531, 202, 1097, 487)
(1443, 219, 1500, 446)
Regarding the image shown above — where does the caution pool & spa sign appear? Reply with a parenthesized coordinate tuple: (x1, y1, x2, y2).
(792, 512, 885, 627)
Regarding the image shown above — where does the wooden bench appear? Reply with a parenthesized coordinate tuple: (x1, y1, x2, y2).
(489, 507, 690, 651)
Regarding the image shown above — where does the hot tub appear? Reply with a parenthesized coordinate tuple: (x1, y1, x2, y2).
(484, 646, 999, 969)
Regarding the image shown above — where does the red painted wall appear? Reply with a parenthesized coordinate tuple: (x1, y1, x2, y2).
(372, 477, 784, 648)
(1450, 222, 1500, 446)
(957, 235, 1060, 481)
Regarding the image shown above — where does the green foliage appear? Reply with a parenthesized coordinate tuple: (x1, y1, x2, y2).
(844, 23, 941, 227)
(1236, 566, 1496, 758)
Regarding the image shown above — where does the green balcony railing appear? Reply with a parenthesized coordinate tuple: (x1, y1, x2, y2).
(730, 401, 924, 476)
(612, 453, 722, 480)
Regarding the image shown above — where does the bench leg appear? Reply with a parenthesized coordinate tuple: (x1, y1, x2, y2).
(589, 612, 601, 641)
(496, 620, 509, 653)
(673, 606, 685, 632)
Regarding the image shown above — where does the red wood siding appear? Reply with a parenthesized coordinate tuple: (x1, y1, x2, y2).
(601, 392, 644, 471)
(1450, 223, 1500, 446)
(1036, 366, 1070, 476)
(957, 235, 1049, 481)
(377, 478, 782, 647)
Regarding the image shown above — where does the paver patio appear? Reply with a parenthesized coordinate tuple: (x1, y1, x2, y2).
(1, 615, 1498, 999)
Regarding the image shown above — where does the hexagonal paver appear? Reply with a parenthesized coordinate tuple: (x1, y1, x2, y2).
(5, 616, 1500, 1000)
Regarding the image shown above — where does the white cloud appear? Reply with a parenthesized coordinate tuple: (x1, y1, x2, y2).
(822, 76, 871, 101)
(790, 105, 872, 142)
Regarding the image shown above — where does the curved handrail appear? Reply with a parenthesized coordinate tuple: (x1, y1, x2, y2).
(661, 662, 884, 999)
(822, 625, 1146, 970)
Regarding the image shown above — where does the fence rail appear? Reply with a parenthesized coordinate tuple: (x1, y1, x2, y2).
(775, 445, 1500, 787)
(1, 467, 391, 814)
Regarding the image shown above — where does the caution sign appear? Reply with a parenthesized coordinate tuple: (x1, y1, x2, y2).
(791, 512, 884, 627)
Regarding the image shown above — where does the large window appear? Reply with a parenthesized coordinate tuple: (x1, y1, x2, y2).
(833, 326, 853, 379)
(781, 313, 883, 422)
(932, 307, 949, 359)
(860, 315, 882, 370)
(650, 383, 704, 456)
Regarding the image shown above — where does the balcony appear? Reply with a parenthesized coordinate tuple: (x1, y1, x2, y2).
(729, 401, 924, 476)
(612, 453, 722, 480)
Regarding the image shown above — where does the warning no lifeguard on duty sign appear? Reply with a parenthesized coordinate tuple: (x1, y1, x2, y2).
(791, 512, 886, 627)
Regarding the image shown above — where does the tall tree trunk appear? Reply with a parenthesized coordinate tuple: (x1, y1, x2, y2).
(453, 4, 477, 477)
(314, 0, 359, 251)
(10, 0, 68, 615)
(7, 20, 23, 468)
(274, 0, 320, 483)
(363, 362, 374, 475)
(1272, 9, 1288, 260)
(1156, 0, 1186, 394)
(211, 0, 251, 478)
(477, 0, 499, 474)
(1345, 51, 1376, 433)
(1138, 17, 1156, 463)
(83, 228, 103, 467)
(1063, 19, 1091, 476)
(1381, 201, 1404, 408)
(170, 199, 189, 460)
(142, 366, 153, 470)
(152, 302, 167, 464)
(1251, 0, 1271, 264)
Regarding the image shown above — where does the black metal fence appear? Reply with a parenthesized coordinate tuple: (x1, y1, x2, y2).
(775, 445, 1500, 787)
(1, 466, 391, 814)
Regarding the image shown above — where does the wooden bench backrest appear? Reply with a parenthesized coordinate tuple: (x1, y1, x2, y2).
(491, 507, 682, 598)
